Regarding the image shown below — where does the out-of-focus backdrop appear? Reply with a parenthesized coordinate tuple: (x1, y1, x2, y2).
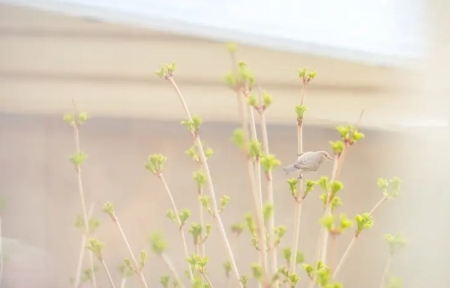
(0, 1, 448, 288)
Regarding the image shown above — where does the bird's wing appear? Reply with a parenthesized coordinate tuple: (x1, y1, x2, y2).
(294, 153, 320, 171)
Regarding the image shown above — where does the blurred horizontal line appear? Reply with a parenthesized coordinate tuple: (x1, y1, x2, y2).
(0, 70, 392, 93)
(0, 27, 211, 42)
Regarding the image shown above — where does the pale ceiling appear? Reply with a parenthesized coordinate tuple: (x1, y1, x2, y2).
(0, 4, 446, 131)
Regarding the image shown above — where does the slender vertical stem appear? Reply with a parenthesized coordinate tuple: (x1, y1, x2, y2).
(201, 272, 214, 288)
(259, 100, 278, 286)
(120, 278, 127, 288)
(158, 174, 194, 280)
(161, 253, 185, 288)
(71, 100, 97, 288)
(332, 235, 356, 278)
(289, 82, 308, 275)
(332, 195, 387, 279)
(379, 254, 393, 288)
(167, 77, 243, 288)
(75, 205, 95, 288)
(113, 217, 148, 288)
(0, 215, 3, 288)
(101, 259, 117, 288)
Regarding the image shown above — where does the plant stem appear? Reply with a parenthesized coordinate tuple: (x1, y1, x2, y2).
(259, 96, 278, 287)
(167, 77, 243, 288)
(120, 278, 127, 288)
(0, 215, 3, 288)
(289, 82, 308, 275)
(332, 195, 387, 279)
(71, 100, 97, 288)
(332, 234, 355, 278)
(379, 254, 393, 288)
(75, 204, 95, 288)
(101, 259, 117, 288)
(112, 215, 148, 288)
(201, 271, 214, 288)
(161, 253, 185, 288)
(158, 174, 194, 281)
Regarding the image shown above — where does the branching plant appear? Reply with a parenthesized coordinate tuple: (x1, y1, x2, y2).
(62, 43, 406, 288)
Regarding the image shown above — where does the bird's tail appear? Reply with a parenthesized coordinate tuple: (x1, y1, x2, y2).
(283, 164, 296, 175)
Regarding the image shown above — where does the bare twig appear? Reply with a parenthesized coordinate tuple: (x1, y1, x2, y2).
(120, 278, 127, 288)
(158, 174, 194, 280)
(112, 215, 148, 288)
(71, 100, 97, 288)
(166, 76, 243, 288)
(100, 259, 117, 288)
(161, 253, 185, 288)
(379, 254, 393, 288)
(258, 89, 278, 286)
(289, 82, 308, 275)
(75, 204, 95, 288)
(332, 194, 387, 279)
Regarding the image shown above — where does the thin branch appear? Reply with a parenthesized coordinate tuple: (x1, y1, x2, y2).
(201, 271, 214, 288)
(258, 90, 278, 286)
(112, 215, 148, 288)
(75, 204, 95, 288)
(289, 82, 308, 275)
(196, 161, 206, 257)
(120, 278, 127, 288)
(379, 254, 393, 288)
(332, 235, 356, 278)
(161, 253, 185, 288)
(71, 100, 97, 288)
(332, 194, 388, 279)
(158, 174, 194, 281)
(100, 259, 117, 288)
(167, 76, 243, 288)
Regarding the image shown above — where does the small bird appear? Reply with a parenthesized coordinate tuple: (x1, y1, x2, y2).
(283, 151, 333, 179)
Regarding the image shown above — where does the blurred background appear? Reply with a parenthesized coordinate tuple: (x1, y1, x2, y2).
(0, 1, 448, 288)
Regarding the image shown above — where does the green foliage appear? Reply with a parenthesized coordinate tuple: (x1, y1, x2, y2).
(355, 213, 374, 236)
(274, 226, 287, 246)
(303, 263, 314, 279)
(247, 94, 258, 108)
(320, 214, 353, 234)
(223, 261, 231, 278)
(74, 216, 100, 233)
(239, 275, 249, 288)
(335, 125, 364, 145)
(295, 104, 309, 119)
(263, 203, 273, 222)
(70, 152, 88, 166)
(102, 202, 115, 218)
(149, 232, 167, 255)
(330, 181, 344, 198)
(193, 170, 207, 190)
(145, 154, 167, 175)
(329, 140, 345, 154)
(320, 194, 343, 211)
(248, 140, 262, 159)
(378, 177, 402, 199)
(231, 129, 246, 149)
(86, 238, 104, 259)
(384, 233, 407, 255)
(139, 250, 148, 269)
(260, 154, 281, 172)
(287, 178, 299, 198)
(199, 196, 213, 215)
(282, 248, 291, 265)
(155, 63, 176, 78)
(278, 266, 300, 287)
(219, 195, 230, 212)
(181, 115, 203, 134)
(187, 254, 209, 273)
(189, 223, 202, 245)
(231, 222, 245, 236)
(251, 263, 263, 281)
(298, 67, 317, 81)
(118, 263, 134, 278)
(244, 213, 256, 236)
(185, 144, 214, 163)
(304, 179, 316, 197)
(262, 91, 273, 109)
(226, 42, 236, 53)
(385, 277, 403, 288)
(178, 208, 191, 226)
(317, 176, 329, 191)
(63, 111, 89, 126)
(160, 275, 170, 288)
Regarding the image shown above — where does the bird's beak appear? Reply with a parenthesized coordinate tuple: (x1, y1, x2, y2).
(327, 155, 334, 161)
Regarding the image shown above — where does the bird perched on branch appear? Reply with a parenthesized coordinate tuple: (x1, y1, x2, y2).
(283, 151, 333, 179)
